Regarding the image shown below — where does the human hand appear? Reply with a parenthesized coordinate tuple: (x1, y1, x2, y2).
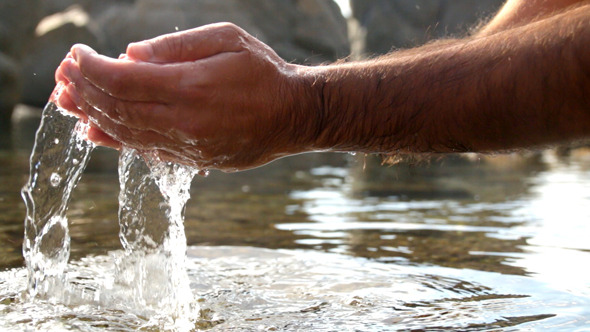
(54, 23, 318, 172)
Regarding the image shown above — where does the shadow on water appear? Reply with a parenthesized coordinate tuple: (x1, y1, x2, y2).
(2, 113, 590, 329)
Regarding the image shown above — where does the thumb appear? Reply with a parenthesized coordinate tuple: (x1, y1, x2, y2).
(126, 22, 246, 63)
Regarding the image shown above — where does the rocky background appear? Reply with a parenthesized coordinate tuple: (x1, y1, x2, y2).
(1, 0, 504, 137)
(351, 0, 503, 55)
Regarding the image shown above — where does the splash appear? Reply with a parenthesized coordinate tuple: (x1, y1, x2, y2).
(20, 100, 198, 329)
(21, 101, 94, 299)
(110, 147, 197, 326)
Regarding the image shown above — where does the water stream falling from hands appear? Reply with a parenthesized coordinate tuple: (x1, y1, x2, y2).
(20, 99, 198, 328)
(113, 147, 196, 319)
(21, 102, 94, 299)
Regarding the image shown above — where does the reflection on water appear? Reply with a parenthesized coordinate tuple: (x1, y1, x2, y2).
(1, 145, 590, 330)
(1, 246, 589, 330)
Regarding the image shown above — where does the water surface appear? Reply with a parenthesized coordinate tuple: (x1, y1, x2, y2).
(1, 144, 590, 330)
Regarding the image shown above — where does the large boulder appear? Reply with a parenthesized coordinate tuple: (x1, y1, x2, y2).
(95, 0, 349, 64)
(351, 0, 504, 55)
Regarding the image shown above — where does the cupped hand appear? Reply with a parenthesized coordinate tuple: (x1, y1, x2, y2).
(54, 23, 318, 172)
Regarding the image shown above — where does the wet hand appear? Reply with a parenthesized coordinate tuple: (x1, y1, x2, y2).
(54, 23, 315, 172)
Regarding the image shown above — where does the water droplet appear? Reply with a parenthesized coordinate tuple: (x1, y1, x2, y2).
(196, 169, 209, 177)
(72, 158, 79, 165)
(175, 26, 179, 31)
(54, 138, 59, 144)
(50, 173, 62, 187)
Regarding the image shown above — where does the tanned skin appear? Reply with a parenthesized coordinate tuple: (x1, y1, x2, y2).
(54, 0, 590, 172)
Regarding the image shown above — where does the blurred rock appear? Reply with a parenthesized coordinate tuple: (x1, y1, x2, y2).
(290, 0, 350, 62)
(0, 53, 20, 128)
(349, 152, 547, 201)
(85, 146, 120, 173)
(439, 1, 505, 33)
(96, 0, 349, 63)
(0, 0, 43, 126)
(10, 104, 41, 150)
(0, 0, 44, 58)
(20, 21, 100, 107)
(351, 0, 504, 55)
(40, 0, 135, 18)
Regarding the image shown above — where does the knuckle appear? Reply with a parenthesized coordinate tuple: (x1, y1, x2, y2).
(163, 35, 182, 56)
(217, 22, 245, 42)
(216, 22, 239, 31)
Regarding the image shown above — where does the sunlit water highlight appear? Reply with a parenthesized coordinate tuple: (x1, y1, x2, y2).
(1, 245, 590, 331)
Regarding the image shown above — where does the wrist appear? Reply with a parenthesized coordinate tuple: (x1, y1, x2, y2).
(290, 64, 359, 153)
(294, 61, 409, 154)
(277, 64, 333, 154)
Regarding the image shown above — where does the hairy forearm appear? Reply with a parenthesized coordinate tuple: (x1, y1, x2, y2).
(299, 4, 590, 155)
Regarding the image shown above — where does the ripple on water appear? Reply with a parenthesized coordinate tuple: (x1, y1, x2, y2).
(1, 246, 588, 331)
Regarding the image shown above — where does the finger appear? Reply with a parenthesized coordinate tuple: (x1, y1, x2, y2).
(55, 83, 88, 120)
(62, 65, 179, 133)
(68, 85, 181, 151)
(57, 82, 119, 149)
(67, 86, 132, 143)
(69, 44, 185, 102)
(55, 69, 67, 85)
(49, 81, 65, 104)
(87, 126, 121, 149)
(126, 22, 245, 63)
(54, 52, 73, 84)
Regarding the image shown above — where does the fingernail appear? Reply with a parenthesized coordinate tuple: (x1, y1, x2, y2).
(127, 42, 154, 61)
(62, 60, 72, 79)
(71, 44, 97, 61)
(55, 63, 67, 84)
